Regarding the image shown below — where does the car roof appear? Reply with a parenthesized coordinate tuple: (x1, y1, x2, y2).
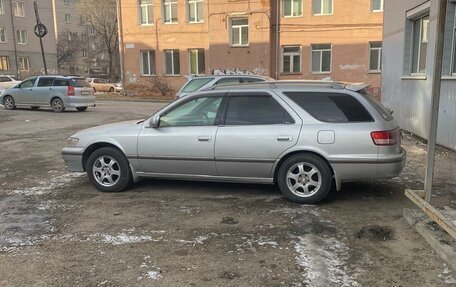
(188, 75, 270, 80)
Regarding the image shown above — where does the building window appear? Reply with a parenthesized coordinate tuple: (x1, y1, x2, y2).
(16, 29, 27, 44)
(230, 18, 248, 46)
(411, 15, 429, 74)
(282, 46, 301, 73)
(65, 13, 71, 23)
(283, 0, 302, 17)
(141, 50, 156, 76)
(371, 0, 383, 12)
(188, 0, 203, 23)
(81, 33, 87, 41)
(18, 56, 29, 71)
(311, 44, 331, 73)
(164, 49, 180, 75)
(188, 48, 205, 75)
(0, 0, 4, 15)
(163, 0, 178, 23)
(82, 49, 87, 58)
(313, 0, 332, 15)
(90, 27, 96, 36)
(0, 28, 6, 43)
(64, 0, 70, 5)
(369, 42, 382, 72)
(13, 2, 24, 17)
(140, 0, 153, 25)
(0, 56, 9, 71)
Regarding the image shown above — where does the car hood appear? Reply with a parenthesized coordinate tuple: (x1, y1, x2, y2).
(72, 119, 144, 138)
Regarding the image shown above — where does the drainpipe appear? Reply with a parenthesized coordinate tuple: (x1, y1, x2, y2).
(274, 0, 279, 80)
(116, 0, 125, 95)
(9, 0, 19, 78)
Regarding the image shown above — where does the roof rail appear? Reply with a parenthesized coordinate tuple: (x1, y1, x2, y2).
(208, 80, 346, 91)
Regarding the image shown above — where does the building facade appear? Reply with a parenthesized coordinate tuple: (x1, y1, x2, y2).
(120, 0, 384, 93)
(0, 0, 58, 78)
(382, 0, 456, 150)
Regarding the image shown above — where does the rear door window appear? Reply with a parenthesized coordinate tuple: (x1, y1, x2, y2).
(285, 92, 374, 123)
(37, 77, 54, 87)
(182, 78, 214, 93)
(224, 95, 294, 125)
(53, 79, 69, 86)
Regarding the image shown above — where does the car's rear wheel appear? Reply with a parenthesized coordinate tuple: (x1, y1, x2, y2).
(109, 87, 114, 92)
(51, 98, 65, 112)
(277, 153, 333, 204)
(86, 147, 132, 192)
(3, 96, 16, 110)
(76, 107, 88, 112)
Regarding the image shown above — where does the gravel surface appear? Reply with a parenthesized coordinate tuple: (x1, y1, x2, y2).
(0, 101, 455, 287)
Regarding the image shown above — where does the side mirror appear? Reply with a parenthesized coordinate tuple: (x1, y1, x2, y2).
(149, 115, 160, 128)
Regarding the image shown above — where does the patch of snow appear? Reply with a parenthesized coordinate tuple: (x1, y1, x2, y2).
(94, 233, 155, 245)
(257, 240, 278, 246)
(146, 271, 161, 280)
(7, 173, 84, 195)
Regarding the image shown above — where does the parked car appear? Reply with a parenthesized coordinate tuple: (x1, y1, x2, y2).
(1, 76, 96, 112)
(175, 75, 272, 98)
(114, 82, 123, 93)
(0, 75, 21, 89)
(86, 78, 116, 93)
(62, 81, 405, 204)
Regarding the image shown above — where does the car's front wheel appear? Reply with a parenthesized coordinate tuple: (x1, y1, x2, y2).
(3, 96, 16, 110)
(277, 153, 333, 204)
(86, 147, 132, 192)
(109, 87, 114, 92)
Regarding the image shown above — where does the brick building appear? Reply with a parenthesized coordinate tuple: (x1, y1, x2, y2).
(119, 0, 384, 93)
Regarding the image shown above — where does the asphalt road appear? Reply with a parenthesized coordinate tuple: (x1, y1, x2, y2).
(0, 101, 455, 287)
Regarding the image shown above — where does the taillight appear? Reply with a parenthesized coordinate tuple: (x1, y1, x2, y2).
(68, 85, 75, 96)
(371, 128, 400, 146)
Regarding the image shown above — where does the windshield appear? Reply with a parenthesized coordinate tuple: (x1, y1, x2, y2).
(181, 78, 214, 93)
(359, 90, 394, 121)
(70, 78, 92, 88)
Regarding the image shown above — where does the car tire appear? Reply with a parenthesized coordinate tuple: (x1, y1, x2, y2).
(109, 87, 114, 92)
(277, 153, 333, 204)
(51, 98, 65, 113)
(86, 147, 132, 192)
(76, 107, 88, 112)
(93, 88, 97, 93)
(3, 96, 16, 110)
(31, 106, 39, 110)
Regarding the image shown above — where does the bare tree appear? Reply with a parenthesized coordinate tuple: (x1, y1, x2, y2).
(57, 32, 85, 69)
(79, 0, 119, 81)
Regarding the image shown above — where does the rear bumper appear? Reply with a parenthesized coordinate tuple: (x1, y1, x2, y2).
(377, 147, 407, 178)
(62, 147, 85, 172)
(64, 96, 96, 108)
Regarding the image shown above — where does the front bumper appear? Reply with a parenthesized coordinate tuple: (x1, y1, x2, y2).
(65, 96, 96, 108)
(62, 147, 85, 172)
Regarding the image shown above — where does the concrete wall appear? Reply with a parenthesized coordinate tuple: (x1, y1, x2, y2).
(382, 0, 456, 150)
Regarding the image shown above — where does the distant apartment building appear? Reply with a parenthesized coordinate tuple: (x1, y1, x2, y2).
(119, 0, 384, 93)
(0, 0, 58, 78)
(382, 0, 456, 151)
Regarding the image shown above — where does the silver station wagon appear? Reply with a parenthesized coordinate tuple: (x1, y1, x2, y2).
(62, 81, 406, 204)
(1, 76, 95, 112)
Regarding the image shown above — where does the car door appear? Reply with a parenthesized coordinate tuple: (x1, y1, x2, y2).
(214, 92, 302, 179)
(13, 77, 37, 104)
(137, 94, 225, 176)
(34, 77, 55, 105)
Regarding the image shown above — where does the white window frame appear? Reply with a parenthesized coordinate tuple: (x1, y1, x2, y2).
(64, 0, 70, 5)
(283, 0, 302, 17)
(371, 0, 384, 12)
(188, 0, 203, 23)
(0, 0, 4, 15)
(0, 27, 6, 43)
(410, 14, 429, 75)
(13, 2, 24, 17)
(18, 56, 29, 71)
(0, 56, 9, 71)
(164, 49, 180, 75)
(313, 0, 333, 16)
(311, 44, 332, 73)
(368, 42, 382, 72)
(16, 29, 27, 45)
(140, 50, 156, 76)
(163, 0, 178, 24)
(188, 48, 204, 75)
(65, 13, 71, 23)
(282, 46, 301, 73)
(230, 18, 249, 47)
(140, 0, 153, 25)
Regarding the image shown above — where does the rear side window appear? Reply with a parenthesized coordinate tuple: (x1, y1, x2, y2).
(182, 78, 214, 93)
(0, 76, 12, 82)
(70, 78, 92, 88)
(285, 92, 374, 123)
(38, 78, 54, 87)
(53, 79, 69, 86)
(224, 95, 294, 125)
(359, 90, 394, 121)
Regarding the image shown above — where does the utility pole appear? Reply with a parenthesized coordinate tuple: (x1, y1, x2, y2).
(33, 1, 48, 75)
(9, 0, 19, 78)
(116, 0, 125, 95)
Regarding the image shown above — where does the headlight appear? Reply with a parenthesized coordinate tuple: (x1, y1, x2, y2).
(67, 137, 79, 147)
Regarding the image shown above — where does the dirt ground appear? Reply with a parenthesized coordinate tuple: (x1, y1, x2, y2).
(0, 101, 455, 287)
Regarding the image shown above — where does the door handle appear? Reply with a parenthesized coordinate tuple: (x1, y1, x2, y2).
(277, 136, 292, 141)
(198, 136, 212, 142)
